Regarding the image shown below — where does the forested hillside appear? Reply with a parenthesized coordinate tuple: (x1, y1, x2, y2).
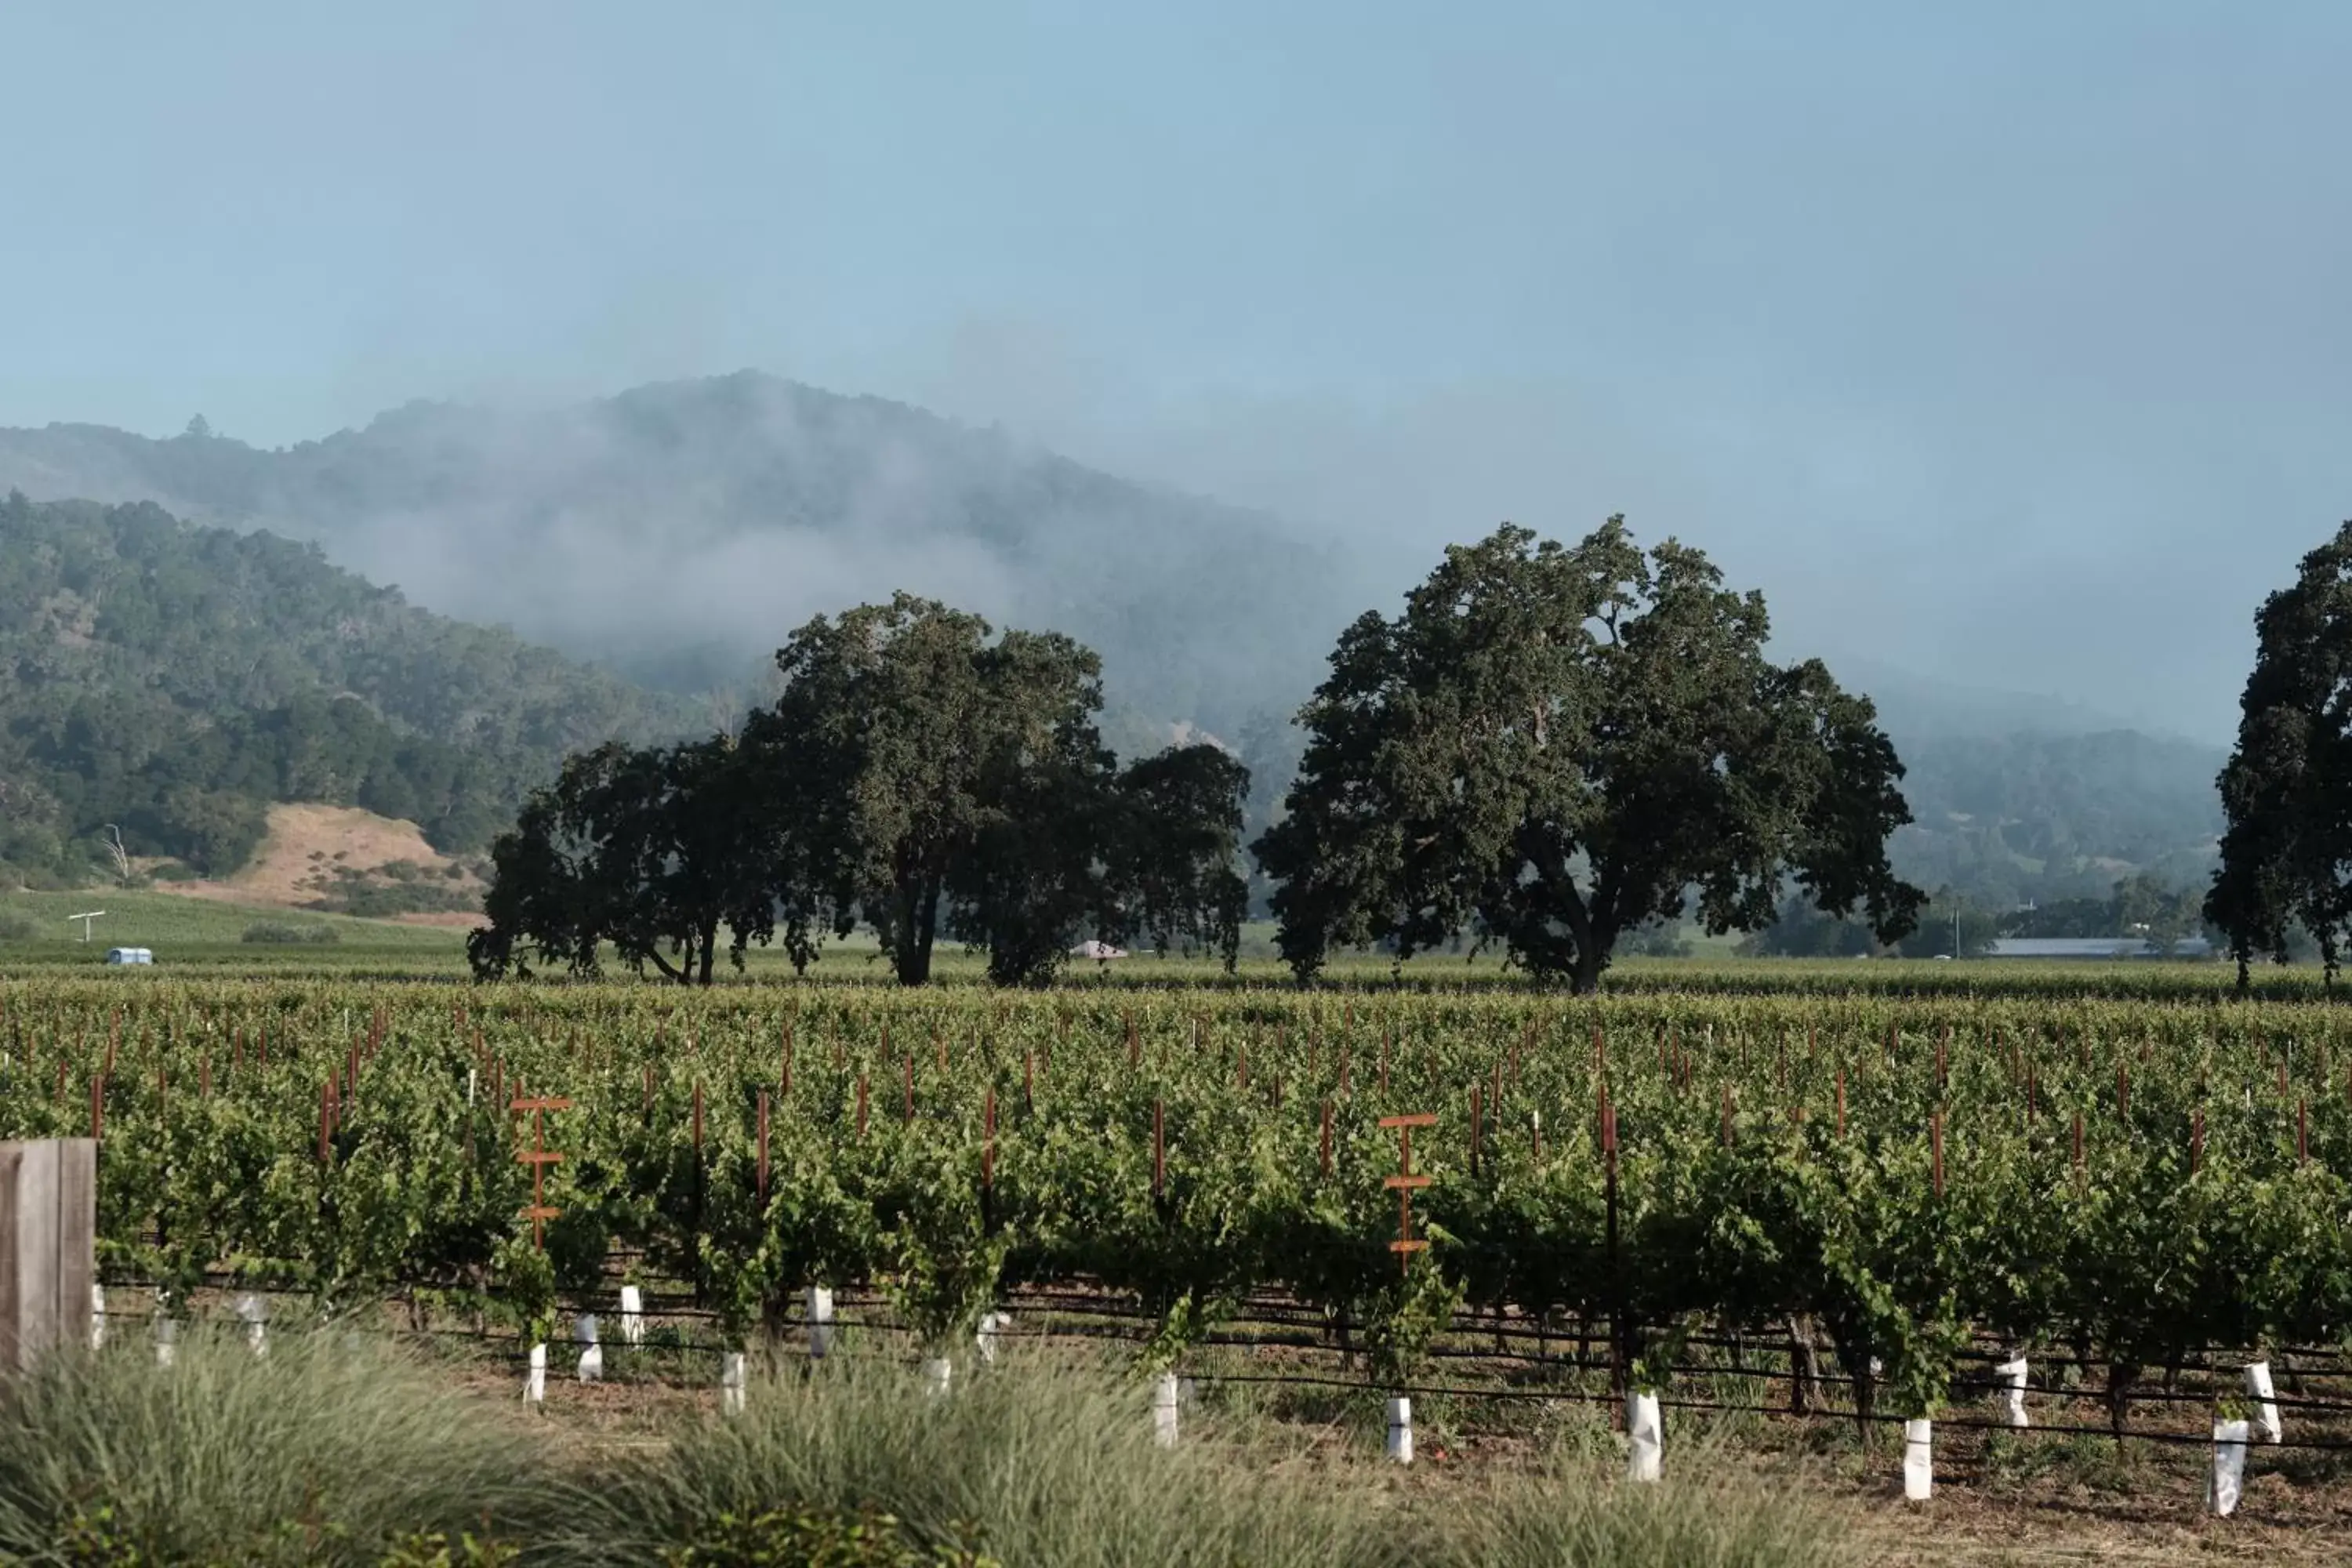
(0, 493, 682, 883)
(0, 379, 2230, 909)
(1882, 728, 2224, 905)
(0, 375, 1351, 739)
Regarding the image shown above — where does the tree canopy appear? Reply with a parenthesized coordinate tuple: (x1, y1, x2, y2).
(470, 594, 1250, 986)
(2206, 521, 2352, 988)
(1254, 520, 1923, 990)
(752, 594, 1247, 985)
(467, 736, 777, 985)
(2, 394, 2230, 914)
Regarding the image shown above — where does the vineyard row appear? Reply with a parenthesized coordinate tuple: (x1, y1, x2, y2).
(8, 980, 2352, 1430)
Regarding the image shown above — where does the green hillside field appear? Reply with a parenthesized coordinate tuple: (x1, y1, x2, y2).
(0, 891, 2296, 998)
(0, 888, 466, 975)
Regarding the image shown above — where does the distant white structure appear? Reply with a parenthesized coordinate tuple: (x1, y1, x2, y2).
(67, 910, 106, 942)
(1071, 940, 1128, 960)
(103, 948, 154, 966)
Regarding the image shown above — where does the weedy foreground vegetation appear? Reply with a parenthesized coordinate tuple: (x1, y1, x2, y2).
(0, 1334, 1842, 1567)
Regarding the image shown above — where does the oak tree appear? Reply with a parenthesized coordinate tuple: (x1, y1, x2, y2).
(1255, 520, 1922, 990)
(467, 734, 774, 985)
(753, 593, 1247, 985)
(2206, 521, 2352, 989)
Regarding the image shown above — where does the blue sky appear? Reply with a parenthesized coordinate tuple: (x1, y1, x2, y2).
(5, 2, 2347, 739)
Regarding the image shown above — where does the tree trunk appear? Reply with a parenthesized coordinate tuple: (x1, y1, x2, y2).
(914, 882, 940, 981)
(697, 920, 718, 986)
(894, 879, 939, 985)
(891, 881, 924, 985)
(1571, 944, 1608, 996)
(1827, 1323, 1873, 1444)
(2107, 1362, 2137, 1439)
(1785, 1315, 1826, 1415)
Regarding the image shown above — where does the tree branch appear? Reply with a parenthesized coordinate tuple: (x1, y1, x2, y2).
(642, 941, 688, 985)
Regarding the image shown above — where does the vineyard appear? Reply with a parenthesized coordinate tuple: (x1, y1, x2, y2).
(7, 972, 2351, 1460)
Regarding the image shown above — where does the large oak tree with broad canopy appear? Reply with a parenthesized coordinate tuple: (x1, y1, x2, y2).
(467, 733, 774, 985)
(469, 593, 1249, 988)
(2205, 521, 2352, 990)
(750, 593, 1249, 986)
(1254, 520, 1923, 990)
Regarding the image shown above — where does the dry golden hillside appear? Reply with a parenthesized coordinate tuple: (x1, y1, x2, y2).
(153, 803, 485, 925)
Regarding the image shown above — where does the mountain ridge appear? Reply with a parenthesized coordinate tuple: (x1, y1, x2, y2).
(0, 375, 2232, 904)
(0, 372, 1359, 735)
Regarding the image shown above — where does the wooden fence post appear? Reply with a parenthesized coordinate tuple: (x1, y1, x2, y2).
(0, 1140, 96, 1371)
(756, 1090, 771, 1205)
(1151, 1099, 1165, 1203)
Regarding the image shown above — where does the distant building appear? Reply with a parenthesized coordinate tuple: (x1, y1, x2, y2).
(1987, 937, 2212, 960)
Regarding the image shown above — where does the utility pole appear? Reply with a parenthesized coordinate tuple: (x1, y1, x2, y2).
(65, 913, 105, 944)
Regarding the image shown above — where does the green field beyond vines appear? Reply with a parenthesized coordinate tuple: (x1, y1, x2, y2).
(14, 975, 2352, 1437)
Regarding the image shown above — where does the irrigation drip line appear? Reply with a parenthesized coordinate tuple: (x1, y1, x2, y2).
(995, 1298, 1164, 1325)
(1012, 1299, 2352, 1388)
(101, 1312, 737, 1361)
(89, 1287, 2352, 1421)
(228, 1329, 2352, 1425)
(1214, 1354, 2352, 1429)
(1186, 1370, 2352, 1452)
(999, 1288, 2352, 1374)
(1906, 1414, 2352, 1452)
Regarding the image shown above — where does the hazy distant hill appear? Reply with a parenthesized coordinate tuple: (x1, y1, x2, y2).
(0, 376, 2230, 906)
(1826, 664, 2227, 901)
(0, 374, 1356, 739)
(0, 494, 680, 883)
(1883, 728, 2226, 905)
(1834, 656, 2198, 744)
